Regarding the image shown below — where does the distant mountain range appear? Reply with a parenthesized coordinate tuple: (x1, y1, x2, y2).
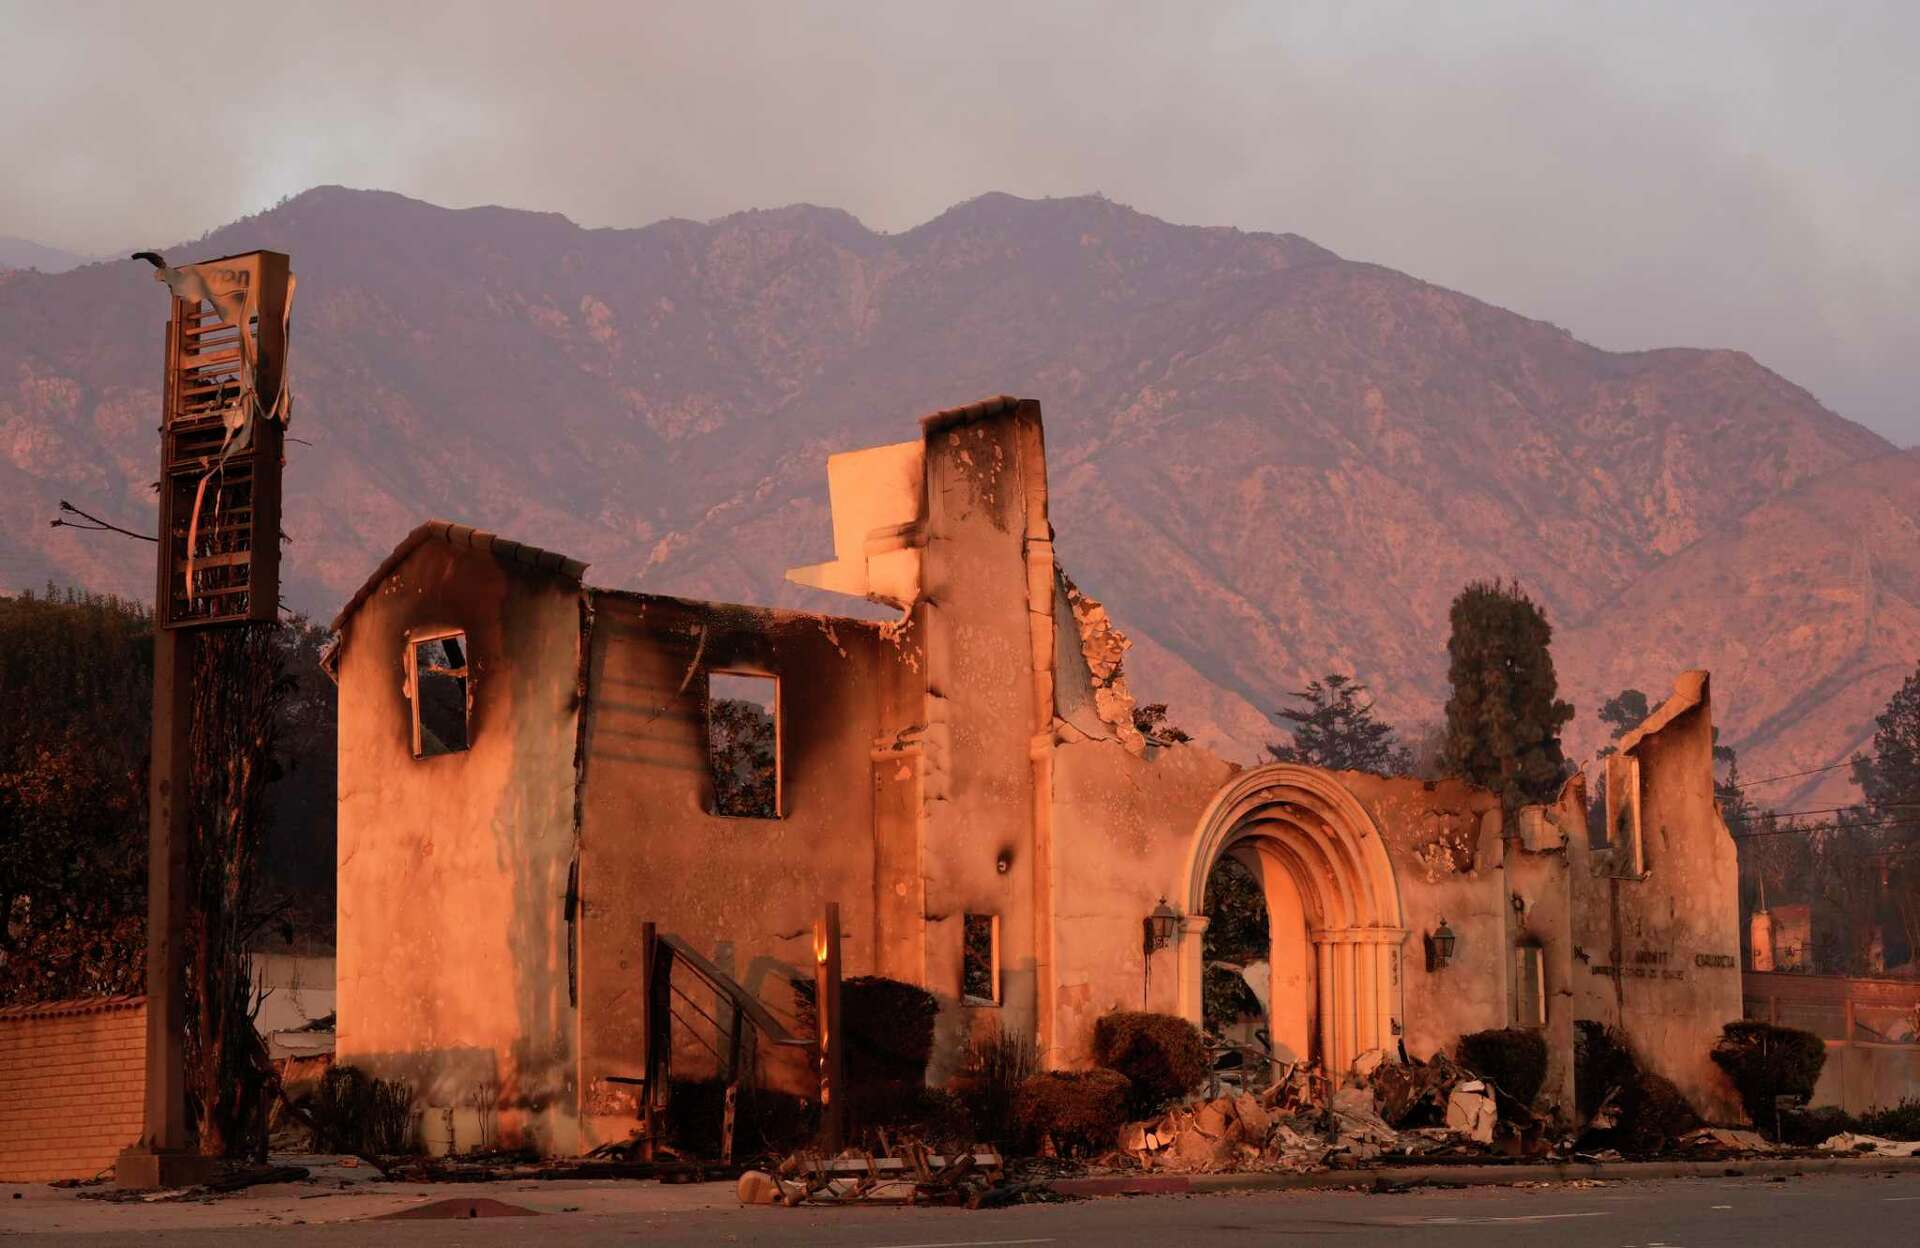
(1, 186, 1912, 811)
(0, 236, 89, 273)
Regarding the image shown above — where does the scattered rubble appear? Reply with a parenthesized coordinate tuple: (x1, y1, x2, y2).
(1444, 1081, 1496, 1145)
(1818, 1133, 1920, 1158)
(1678, 1127, 1775, 1154)
(1111, 1046, 1795, 1176)
(742, 1145, 1019, 1207)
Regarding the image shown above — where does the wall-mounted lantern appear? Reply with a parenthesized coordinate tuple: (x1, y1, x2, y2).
(1144, 898, 1181, 953)
(1425, 918, 1458, 971)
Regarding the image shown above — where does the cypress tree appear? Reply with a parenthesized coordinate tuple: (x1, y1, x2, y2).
(1441, 579, 1574, 807)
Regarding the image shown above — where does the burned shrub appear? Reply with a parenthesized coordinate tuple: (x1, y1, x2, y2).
(310, 1065, 419, 1156)
(1573, 1022, 1700, 1154)
(844, 977, 940, 1083)
(1710, 1021, 1827, 1133)
(1012, 1070, 1131, 1156)
(1574, 1021, 1636, 1120)
(665, 1078, 815, 1159)
(1857, 1097, 1920, 1141)
(1092, 1011, 1207, 1117)
(844, 1083, 973, 1150)
(1779, 1104, 1859, 1147)
(793, 975, 940, 1085)
(1457, 1027, 1549, 1108)
(1622, 1072, 1701, 1153)
(958, 1023, 1039, 1148)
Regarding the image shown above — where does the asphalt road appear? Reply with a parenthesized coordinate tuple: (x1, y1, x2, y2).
(8, 1170, 1918, 1245)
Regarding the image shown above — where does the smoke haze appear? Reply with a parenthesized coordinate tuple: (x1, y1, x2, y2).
(2, 1, 1913, 440)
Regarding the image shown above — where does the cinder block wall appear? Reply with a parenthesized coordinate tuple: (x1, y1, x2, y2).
(0, 997, 146, 1182)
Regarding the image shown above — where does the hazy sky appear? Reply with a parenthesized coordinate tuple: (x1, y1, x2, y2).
(3, 1, 1914, 443)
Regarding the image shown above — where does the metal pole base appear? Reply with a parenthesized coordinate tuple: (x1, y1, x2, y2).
(114, 1144, 217, 1189)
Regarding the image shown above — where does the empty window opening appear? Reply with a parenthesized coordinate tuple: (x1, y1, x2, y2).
(1513, 944, 1546, 1028)
(963, 914, 1001, 1005)
(410, 632, 470, 758)
(708, 671, 779, 818)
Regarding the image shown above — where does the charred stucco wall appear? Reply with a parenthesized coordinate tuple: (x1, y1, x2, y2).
(1047, 738, 1236, 1062)
(334, 540, 582, 1155)
(914, 406, 1051, 1078)
(1571, 672, 1744, 1122)
(1352, 778, 1506, 1066)
(330, 397, 1750, 1151)
(573, 593, 906, 1145)
(1503, 789, 1582, 1119)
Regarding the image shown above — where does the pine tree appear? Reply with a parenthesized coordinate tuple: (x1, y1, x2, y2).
(1440, 580, 1574, 807)
(1268, 673, 1412, 774)
(1594, 687, 1650, 758)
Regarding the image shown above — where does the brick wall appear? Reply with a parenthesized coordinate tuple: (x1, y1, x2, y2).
(0, 996, 146, 1182)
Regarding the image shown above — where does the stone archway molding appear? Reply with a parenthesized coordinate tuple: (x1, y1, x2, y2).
(1176, 763, 1408, 1074)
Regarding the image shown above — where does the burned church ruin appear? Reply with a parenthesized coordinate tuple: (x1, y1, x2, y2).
(327, 396, 1744, 1154)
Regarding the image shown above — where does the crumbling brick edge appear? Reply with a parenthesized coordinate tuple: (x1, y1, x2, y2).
(1049, 1154, 1920, 1197)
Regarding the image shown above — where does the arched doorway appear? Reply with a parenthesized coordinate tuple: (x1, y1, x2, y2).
(1177, 764, 1407, 1076)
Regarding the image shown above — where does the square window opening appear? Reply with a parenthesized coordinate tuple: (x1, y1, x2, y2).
(708, 671, 779, 818)
(410, 632, 469, 758)
(963, 914, 1001, 1006)
(1513, 944, 1546, 1029)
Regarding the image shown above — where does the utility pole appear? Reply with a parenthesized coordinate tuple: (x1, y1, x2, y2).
(117, 250, 293, 1187)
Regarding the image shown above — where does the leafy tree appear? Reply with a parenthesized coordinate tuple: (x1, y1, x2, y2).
(1132, 702, 1192, 746)
(1201, 855, 1267, 1032)
(1852, 662, 1920, 821)
(263, 619, 338, 938)
(1268, 674, 1413, 774)
(1723, 759, 1813, 950)
(1847, 663, 1920, 967)
(1439, 580, 1574, 807)
(1203, 855, 1267, 965)
(709, 697, 777, 817)
(0, 589, 152, 1004)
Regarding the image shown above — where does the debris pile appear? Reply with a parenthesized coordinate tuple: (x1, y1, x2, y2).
(1115, 1049, 1565, 1174)
(739, 1144, 1024, 1207)
(1818, 1133, 1920, 1158)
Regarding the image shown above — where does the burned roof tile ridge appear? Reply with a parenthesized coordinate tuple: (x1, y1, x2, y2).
(329, 519, 589, 633)
(919, 394, 1032, 435)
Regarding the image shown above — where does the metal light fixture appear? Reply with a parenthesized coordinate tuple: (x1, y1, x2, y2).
(1426, 918, 1458, 971)
(1144, 898, 1180, 953)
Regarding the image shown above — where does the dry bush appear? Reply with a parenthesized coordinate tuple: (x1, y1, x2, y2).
(1092, 1011, 1207, 1117)
(960, 1024, 1039, 1148)
(1711, 1021, 1827, 1135)
(1013, 1070, 1131, 1156)
(1458, 1027, 1549, 1108)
